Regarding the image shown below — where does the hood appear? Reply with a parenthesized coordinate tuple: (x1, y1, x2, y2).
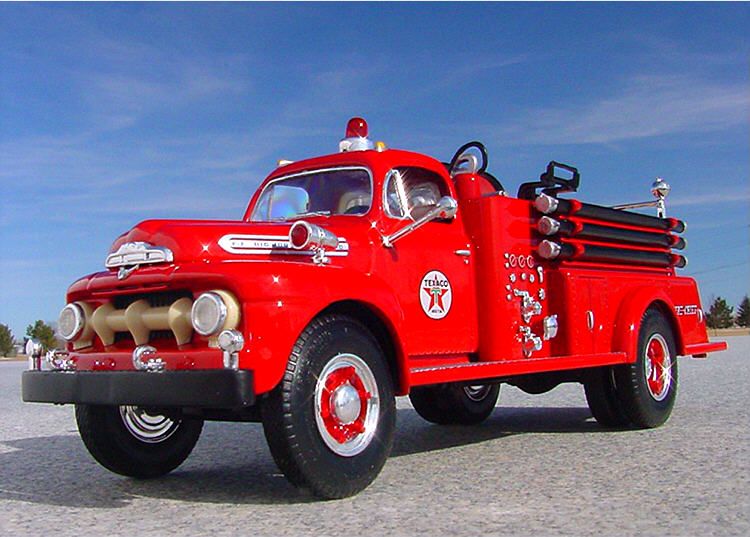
(110, 219, 293, 265)
(108, 218, 358, 267)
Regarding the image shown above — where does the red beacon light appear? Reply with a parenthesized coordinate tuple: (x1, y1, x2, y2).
(339, 116, 375, 152)
(345, 117, 368, 138)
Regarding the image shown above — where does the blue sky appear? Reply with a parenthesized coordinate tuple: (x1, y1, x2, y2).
(1, 2, 748, 338)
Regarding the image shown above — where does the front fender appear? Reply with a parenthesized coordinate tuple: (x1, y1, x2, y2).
(241, 265, 407, 395)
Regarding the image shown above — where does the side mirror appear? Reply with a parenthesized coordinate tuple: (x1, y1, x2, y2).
(433, 195, 459, 219)
(382, 196, 458, 248)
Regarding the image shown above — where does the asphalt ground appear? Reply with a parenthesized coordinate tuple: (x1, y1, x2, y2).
(1, 337, 747, 536)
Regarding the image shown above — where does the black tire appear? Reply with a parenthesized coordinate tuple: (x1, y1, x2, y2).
(409, 383, 500, 425)
(75, 404, 203, 478)
(583, 367, 631, 427)
(613, 308, 679, 428)
(260, 315, 396, 499)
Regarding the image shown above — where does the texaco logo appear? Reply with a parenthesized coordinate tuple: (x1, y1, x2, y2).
(420, 270, 452, 319)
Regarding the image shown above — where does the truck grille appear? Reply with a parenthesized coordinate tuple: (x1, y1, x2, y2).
(113, 329, 175, 344)
(91, 290, 195, 347)
(112, 290, 192, 310)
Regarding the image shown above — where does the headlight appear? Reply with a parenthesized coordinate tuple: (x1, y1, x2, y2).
(59, 303, 84, 341)
(191, 292, 228, 336)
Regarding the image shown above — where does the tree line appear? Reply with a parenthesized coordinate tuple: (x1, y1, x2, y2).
(0, 320, 59, 357)
(706, 295, 749, 329)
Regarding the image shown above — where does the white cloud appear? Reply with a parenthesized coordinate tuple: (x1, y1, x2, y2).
(669, 189, 750, 208)
(482, 74, 749, 145)
(80, 57, 250, 131)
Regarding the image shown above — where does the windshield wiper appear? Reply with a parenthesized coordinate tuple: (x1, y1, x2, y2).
(287, 210, 331, 220)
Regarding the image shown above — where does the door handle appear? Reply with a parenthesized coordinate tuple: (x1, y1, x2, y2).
(454, 249, 471, 256)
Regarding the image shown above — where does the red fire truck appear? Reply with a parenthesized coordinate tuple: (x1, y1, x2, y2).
(23, 118, 726, 498)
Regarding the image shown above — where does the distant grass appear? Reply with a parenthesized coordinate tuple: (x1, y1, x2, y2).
(708, 327, 750, 337)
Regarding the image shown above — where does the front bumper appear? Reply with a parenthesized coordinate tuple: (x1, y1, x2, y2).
(22, 369, 255, 408)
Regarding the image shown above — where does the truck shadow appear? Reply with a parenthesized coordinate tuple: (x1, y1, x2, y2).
(391, 405, 606, 458)
(0, 406, 611, 508)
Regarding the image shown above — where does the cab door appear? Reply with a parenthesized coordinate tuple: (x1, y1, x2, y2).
(378, 166, 478, 356)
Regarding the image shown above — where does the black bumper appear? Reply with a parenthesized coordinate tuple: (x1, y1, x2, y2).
(22, 369, 255, 408)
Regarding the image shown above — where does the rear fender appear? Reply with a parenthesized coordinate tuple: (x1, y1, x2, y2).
(612, 288, 683, 362)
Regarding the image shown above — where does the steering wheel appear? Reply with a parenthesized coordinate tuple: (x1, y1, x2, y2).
(447, 141, 504, 192)
(448, 141, 488, 174)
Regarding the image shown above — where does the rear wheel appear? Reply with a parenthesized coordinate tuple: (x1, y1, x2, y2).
(613, 308, 678, 428)
(409, 382, 500, 425)
(583, 367, 631, 427)
(75, 404, 203, 478)
(261, 315, 395, 499)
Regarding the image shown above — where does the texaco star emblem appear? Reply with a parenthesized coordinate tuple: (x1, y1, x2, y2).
(420, 270, 452, 319)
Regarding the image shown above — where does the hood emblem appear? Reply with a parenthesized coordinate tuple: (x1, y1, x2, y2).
(106, 242, 174, 279)
(118, 265, 139, 280)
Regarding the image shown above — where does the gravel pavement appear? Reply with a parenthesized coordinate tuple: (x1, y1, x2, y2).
(1, 337, 747, 536)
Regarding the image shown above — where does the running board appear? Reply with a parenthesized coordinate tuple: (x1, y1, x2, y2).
(409, 352, 628, 386)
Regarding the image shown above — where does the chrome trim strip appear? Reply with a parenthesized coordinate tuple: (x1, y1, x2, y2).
(218, 234, 349, 256)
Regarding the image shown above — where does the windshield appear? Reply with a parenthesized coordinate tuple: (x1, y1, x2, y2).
(251, 167, 372, 221)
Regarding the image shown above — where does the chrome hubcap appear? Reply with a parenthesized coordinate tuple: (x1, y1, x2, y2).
(119, 406, 179, 443)
(332, 383, 362, 424)
(644, 334, 673, 401)
(463, 384, 492, 402)
(314, 353, 379, 457)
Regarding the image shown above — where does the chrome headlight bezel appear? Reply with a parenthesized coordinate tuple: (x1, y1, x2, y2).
(59, 303, 85, 341)
(191, 292, 228, 336)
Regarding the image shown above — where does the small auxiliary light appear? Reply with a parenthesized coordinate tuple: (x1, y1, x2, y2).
(289, 221, 340, 251)
(339, 117, 375, 152)
(289, 220, 341, 264)
(290, 221, 310, 249)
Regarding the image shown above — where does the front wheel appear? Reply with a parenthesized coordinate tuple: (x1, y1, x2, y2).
(75, 404, 203, 478)
(409, 383, 500, 425)
(261, 315, 395, 499)
(613, 308, 679, 428)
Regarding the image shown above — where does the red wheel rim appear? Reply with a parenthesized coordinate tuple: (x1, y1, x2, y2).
(314, 353, 379, 457)
(318, 365, 371, 444)
(644, 334, 672, 401)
